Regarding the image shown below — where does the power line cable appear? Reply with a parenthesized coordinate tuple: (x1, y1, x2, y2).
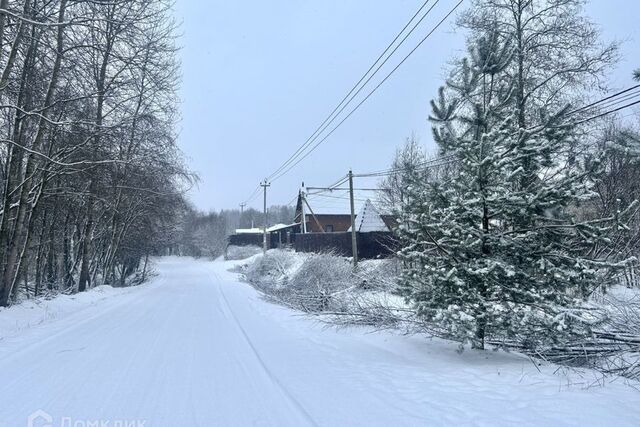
(584, 90, 640, 113)
(571, 98, 640, 126)
(266, 0, 439, 181)
(257, 6, 638, 207)
(271, 0, 465, 182)
(307, 187, 382, 193)
(264, 89, 637, 212)
(568, 84, 640, 116)
(242, 0, 461, 203)
(285, 193, 299, 207)
(268, 0, 444, 181)
(354, 156, 457, 178)
(310, 193, 369, 202)
(324, 174, 349, 190)
(352, 84, 640, 180)
(241, 184, 261, 206)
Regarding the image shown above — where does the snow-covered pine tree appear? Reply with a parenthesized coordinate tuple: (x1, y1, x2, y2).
(398, 21, 628, 350)
(398, 29, 517, 349)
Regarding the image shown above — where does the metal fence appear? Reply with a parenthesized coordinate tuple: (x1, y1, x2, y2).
(228, 231, 398, 259)
(293, 231, 398, 259)
(228, 233, 268, 248)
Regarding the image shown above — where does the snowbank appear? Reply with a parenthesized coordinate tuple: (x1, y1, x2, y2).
(0, 283, 149, 345)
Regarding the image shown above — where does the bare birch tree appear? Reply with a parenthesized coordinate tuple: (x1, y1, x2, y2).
(0, 0, 189, 307)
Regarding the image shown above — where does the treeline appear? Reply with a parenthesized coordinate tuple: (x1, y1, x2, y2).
(175, 205, 295, 258)
(0, 0, 189, 306)
(380, 0, 640, 352)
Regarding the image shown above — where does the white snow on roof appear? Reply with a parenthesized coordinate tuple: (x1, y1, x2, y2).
(235, 228, 262, 234)
(266, 223, 296, 232)
(347, 199, 389, 232)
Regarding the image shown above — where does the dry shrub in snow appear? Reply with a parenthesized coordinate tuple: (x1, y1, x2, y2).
(244, 250, 408, 319)
(354, 259, 401, 290)
(569, 290, 640, 380)
(286, 253, 355, 312)
(489, 287, 640, 381)
(245, 249, 301, 290)
(245, 250, 357, 312)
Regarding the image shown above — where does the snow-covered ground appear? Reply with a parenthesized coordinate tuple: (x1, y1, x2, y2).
(0, 285, 147, 347)
(0, 256, 638, 427)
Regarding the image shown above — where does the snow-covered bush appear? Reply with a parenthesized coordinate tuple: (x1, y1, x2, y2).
(244, 249, 301, 290)
(225, 245, 262, 261)
(245, 250, 353, 312)
(243, 249, 408, 319)
(285, 253, 356, 312)
(355, 259, 400, 290)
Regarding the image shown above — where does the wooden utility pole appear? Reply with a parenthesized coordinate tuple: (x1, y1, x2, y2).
(300, 187, 307, 234)
(261, 180, 270, 254)
(348, 169, 358, 267)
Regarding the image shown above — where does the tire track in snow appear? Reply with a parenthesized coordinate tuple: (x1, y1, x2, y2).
(207, 268, 318, 427)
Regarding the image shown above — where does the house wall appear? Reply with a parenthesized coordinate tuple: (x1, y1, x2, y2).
(305, 214, 352, 233)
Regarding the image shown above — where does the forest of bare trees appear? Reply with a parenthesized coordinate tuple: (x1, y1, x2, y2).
(0, 0, 190, 306)
(176, 205, 295, 259)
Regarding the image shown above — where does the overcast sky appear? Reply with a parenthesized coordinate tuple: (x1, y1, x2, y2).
(174, 0, 639, 212)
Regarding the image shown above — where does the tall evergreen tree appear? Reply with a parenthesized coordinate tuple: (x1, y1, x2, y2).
(398, 4, 628, 350)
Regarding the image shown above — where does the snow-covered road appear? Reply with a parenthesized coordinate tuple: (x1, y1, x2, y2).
(0, 257, 638, 427)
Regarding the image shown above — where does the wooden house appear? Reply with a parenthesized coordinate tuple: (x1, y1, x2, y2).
(293, 191, 395, 233)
